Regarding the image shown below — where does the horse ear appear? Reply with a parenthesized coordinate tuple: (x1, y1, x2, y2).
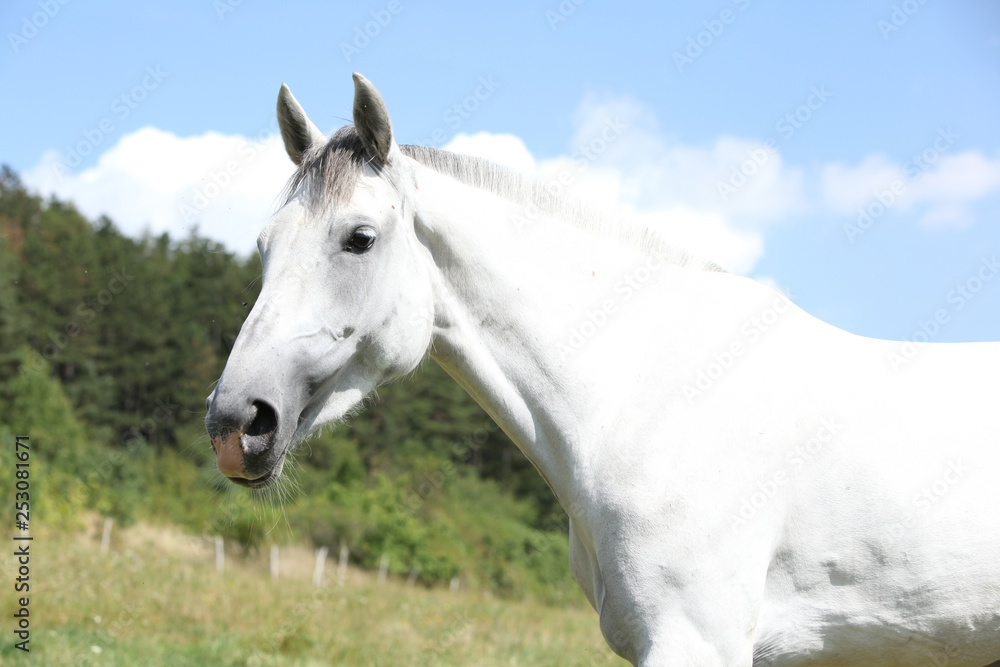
(276, 83, 325, 165)
(352, 73, 394, 164)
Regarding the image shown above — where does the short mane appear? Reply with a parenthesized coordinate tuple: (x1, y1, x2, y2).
(284, 125, 724, 273)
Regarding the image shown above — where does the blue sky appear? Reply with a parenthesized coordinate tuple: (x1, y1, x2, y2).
(3, 0, 999, 344)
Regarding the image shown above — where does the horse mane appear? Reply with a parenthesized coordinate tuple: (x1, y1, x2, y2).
(283, 125, 724, 273)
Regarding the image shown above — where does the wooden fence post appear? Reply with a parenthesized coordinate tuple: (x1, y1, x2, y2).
(337, 541, 348, 587)
(100, 517, 113, 555)
(313, 546, 329, 589)
(215, 536, 225, 575)
(377, 554, 389, 584)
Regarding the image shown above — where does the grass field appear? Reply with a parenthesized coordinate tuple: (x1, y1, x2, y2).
(0, 517, 627, 666)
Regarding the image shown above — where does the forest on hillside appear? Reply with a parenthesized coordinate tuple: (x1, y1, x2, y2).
(0, 166, 577, 602)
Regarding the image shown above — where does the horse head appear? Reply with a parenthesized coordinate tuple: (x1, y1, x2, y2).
(205, 74, 434, 488)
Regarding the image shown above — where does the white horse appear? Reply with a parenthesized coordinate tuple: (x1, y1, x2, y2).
(206, 73, 1000, 666)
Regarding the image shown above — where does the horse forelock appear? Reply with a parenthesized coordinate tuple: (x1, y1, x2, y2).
(281, 125, 371, 210)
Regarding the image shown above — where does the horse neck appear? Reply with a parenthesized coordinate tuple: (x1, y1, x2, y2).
(405, 159, 724, 504)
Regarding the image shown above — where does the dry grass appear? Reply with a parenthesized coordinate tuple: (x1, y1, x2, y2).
(0, 517, 627, 666)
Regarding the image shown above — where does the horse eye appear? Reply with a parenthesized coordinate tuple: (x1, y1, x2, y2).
(348, 227, 376, 252)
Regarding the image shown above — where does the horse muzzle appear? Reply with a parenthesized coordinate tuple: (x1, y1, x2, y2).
(206, 399, 284, 488)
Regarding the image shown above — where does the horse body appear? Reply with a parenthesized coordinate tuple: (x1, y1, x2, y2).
(749, 339, 1000, 667)
(206, 75, 1000, 666)
(410, 154, 1000, 666)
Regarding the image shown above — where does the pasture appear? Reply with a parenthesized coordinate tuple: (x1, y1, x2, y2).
(0, 517, 625, 666)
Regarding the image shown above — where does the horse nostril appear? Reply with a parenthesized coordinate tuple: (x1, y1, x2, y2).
(245, 400, 278, 438)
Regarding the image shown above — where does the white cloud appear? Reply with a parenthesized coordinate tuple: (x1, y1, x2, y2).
(23, 94, 1000, 273)
(443, 131, 536, 174)
(911, 151, 1000, 204)
(919, 205, 974, 230)
(23, 126, 295, 255)
(821, 155, 904, 213)
(820, 149, 1000, 229)
(445, 94, 804, 273)
(561, 95, 807, 224)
